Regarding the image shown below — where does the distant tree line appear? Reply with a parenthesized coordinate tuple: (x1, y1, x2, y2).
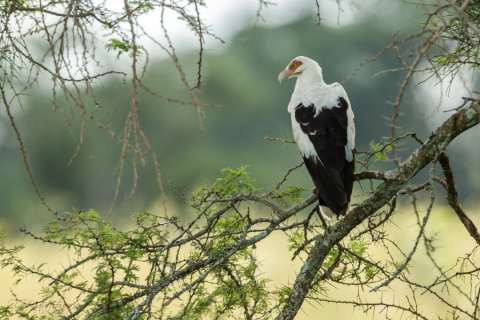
(1, 0, 480, 319)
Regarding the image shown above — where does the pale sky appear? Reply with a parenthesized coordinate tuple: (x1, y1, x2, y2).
(129, 0, 386, 54)
(4, 0, 477, 152)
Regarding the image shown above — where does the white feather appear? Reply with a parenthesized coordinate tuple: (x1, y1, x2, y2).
(320, 206, 336, 220)
(286, 58, 355, 162)
(291, 112, 317, 160)
(320, 202, 352, 221)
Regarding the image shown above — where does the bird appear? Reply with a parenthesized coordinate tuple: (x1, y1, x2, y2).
(278, 56, 355, 220)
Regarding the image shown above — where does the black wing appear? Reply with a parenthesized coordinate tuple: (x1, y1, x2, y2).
(295, 97, 355, 216)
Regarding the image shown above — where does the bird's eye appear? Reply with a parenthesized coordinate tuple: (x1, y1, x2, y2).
(292, 64, 297, 68)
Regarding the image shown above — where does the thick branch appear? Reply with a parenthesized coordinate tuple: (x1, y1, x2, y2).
(354, 170, 389, 181)
(275, 102, 480, 320)
(438, 152, 480, 245)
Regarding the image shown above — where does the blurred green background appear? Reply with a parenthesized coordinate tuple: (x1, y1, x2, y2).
(3, 1, 480, 319)
(1, 0, 479, 232)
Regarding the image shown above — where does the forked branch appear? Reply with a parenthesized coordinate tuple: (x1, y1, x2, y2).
(276, 102, 480, 320)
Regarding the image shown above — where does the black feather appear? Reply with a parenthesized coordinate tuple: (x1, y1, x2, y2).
(294, 98, 355, 217)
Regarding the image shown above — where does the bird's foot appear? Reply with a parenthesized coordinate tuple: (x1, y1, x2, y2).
(312, 187, 317, 194)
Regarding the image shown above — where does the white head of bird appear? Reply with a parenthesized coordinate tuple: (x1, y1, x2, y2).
(278, 56, 324, 88)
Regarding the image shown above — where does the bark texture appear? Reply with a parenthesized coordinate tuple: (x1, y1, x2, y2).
(276, 102, 480, 320)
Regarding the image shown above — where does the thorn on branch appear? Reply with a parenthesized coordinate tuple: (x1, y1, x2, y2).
(315, 0, 321, 25)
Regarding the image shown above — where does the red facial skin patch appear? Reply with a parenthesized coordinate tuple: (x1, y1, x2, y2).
(288, 60, 304, 75)
(288, 60, 303, 71)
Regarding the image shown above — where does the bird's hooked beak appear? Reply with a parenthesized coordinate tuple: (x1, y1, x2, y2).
(278, 70, 292, 84)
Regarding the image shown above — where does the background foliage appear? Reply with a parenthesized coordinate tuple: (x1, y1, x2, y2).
(1, 0, 480, 319)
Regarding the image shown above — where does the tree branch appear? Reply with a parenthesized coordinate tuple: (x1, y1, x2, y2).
(438, 151, 480, 245)
(275, 101, 480, 320)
